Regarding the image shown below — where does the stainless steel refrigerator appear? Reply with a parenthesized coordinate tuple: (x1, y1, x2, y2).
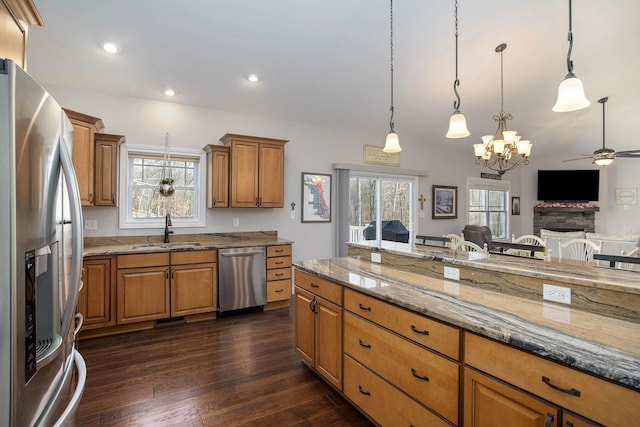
(0, 58, 87, 426)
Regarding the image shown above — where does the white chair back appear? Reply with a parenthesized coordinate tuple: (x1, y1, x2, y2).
(445, 233, 464, 250)
(558, 238, 602, 262)
(456, 240, 488, 254)
(619, 247, 640, 271)
(509, 234, 547, 258)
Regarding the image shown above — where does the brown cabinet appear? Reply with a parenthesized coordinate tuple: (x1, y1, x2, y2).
(220, 133, 288, 208)
(94, 133, 125, 206)
(0, 1, 43, 70)
(294, 269, 343, 390)
(116, 250, 217, 325)
(170, 250, 217, 316)
(203, 144, 230, 208)
(265, 245, 292, 307)
(78, 256, 116, 329)
(464, 332, 634, 426)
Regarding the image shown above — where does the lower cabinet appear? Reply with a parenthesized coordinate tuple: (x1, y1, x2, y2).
(170, 250, 217, 317)
(294, 270, 343, 390)
(265, 244, 292, 307)
(79, 256, 116, 329)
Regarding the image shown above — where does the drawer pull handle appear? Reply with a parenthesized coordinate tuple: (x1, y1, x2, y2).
(275, 289, 284, 293)
(358, 303, 372, 312)
(410, 325, 429, 336)
(565, 422, 574, 427)
(411, 368, 429, 382)
(275, 261, 284, 265)
(358, 385, 371, 396)
(358, 339, 371, 349)
(275, 249, 284, 253)
(541, 376, 581, 397)
(275, 273, 284, 277)
(310, 283, 320, 288)
(545, 413, 554, 427)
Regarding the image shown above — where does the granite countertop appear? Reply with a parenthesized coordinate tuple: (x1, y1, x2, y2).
(294, 256, 640, 391)
(349, 240, 640, 295)
(84, 231, 294, 257)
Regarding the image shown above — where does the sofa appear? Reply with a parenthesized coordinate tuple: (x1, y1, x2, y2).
(540, 229, 640, 258)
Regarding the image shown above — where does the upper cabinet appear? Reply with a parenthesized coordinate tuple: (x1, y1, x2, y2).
(220, 133, 288, 208)
(63, 108, 125, 207)
(0, 0, 43, 70)
(203, 144, 230, 208)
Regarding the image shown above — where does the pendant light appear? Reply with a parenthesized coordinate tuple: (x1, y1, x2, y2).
(383, 0, 401, 153)
(553, 0, 590, 112)
(446, 0, 470, 138)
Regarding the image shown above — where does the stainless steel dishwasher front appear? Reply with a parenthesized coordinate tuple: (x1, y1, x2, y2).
(218, 246, 266, 314)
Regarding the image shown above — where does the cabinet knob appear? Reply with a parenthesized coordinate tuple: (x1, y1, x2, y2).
(89, 192, 94, 203)
(111, 194, 116, 204)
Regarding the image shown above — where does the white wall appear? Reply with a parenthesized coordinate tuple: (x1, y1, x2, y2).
(50, 87, 483, 262)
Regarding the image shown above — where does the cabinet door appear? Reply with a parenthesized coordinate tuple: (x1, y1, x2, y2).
(208, 147, 229, 207)
(294, 287, 315, 366)
(171, 262, 217, 316)
(258, 142, 285, 207)
(94, 137, 118, 206)
(69, 118, 95, 206)
(315, 298, 342, 390)
(117, 267, 170, 324)
(465, 367, 560, 427)
(230, 140, 259, 207)
(79, 257, 115, 328)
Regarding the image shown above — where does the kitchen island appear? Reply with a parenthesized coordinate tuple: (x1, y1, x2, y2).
(293, 251, 640, 426)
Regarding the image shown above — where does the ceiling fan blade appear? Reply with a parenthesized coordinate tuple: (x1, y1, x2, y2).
(562, 156, 592, 162)
(616, 151, 640, 157)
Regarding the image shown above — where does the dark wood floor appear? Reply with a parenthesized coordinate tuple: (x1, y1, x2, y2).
(73, 306, 373, 426)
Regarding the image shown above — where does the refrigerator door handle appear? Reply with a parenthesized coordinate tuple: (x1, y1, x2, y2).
(59, 138, 84, 336)
(52, 349, 87, 427)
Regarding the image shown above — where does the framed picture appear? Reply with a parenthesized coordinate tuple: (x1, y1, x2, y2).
(432, 185, 457, 219)
(511, 196, 521, 215)
(301, 172, 332, 223)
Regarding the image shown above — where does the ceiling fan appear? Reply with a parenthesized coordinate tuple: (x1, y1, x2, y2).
(563, 97, 640, 165)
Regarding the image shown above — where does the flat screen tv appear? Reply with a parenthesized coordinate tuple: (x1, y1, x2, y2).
(537, 170, 599, 202)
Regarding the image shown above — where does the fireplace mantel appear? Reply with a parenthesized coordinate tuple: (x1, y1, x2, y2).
(533, 205, 599, 235)
(534, 206, 600, 213)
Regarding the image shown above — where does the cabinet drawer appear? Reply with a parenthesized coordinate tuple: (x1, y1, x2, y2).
(344, 288, 460, 360)
(294, 269, 342, 306)
(117, 252, 170, 269)
(344, 355, 450, 427)
(267, 267, 291, 281)
(266, 255, 291, 270)
(267, 280, 291, 302)
(267, 244, 291, 257)
(344, 312, 459, 424)
(171, 249, 217, 265)
(464, 332, 640, 426)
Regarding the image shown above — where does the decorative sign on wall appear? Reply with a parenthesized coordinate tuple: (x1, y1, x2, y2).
(616, 188, 638, 205)
(363, 144, 400, 167)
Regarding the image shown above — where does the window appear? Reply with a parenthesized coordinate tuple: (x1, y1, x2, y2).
(349, 173, 415, 245)
(467, 177, 510, 239)
(119, 145, 206, 228)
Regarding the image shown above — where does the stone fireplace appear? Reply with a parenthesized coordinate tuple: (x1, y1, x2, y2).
(533, 206, 599, 236)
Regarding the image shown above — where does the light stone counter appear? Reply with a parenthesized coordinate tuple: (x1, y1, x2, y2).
(294, 256, 640, 391)
(84, 231, 293, 257)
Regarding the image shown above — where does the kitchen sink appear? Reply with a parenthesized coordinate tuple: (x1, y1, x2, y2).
(132, 242, 202, 250)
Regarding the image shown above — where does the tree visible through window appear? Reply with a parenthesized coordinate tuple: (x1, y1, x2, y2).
(468, 188, 508, 239)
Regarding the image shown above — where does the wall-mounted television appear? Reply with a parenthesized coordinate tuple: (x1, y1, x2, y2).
(537, 170, 599, 202)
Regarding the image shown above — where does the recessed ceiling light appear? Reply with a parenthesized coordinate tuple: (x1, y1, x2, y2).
(247, 74, 259, 83)
(102, 42, 119, 54)
(164, 88, 176, 97)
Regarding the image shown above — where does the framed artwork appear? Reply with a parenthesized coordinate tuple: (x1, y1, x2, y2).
(301, 172, 332, 223)
(432, 185, 457, 219)
(511, 196, 521, 215)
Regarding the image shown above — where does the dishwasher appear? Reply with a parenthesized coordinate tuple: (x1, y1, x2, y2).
(218, 246, 266, 315)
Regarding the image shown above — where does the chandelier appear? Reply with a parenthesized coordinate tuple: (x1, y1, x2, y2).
(473, 43, 532, 175)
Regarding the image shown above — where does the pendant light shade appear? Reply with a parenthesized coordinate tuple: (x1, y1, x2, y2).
(553, 0, 590, 112)
(446, 113, 470, 138)
(383, 0, 401, 153)
(553, 73, 590, 112)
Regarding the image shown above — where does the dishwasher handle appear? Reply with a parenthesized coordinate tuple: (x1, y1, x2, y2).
(220, 251, 265, 257)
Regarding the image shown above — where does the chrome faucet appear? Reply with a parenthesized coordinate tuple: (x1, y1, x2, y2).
(164, 213, 173, 243)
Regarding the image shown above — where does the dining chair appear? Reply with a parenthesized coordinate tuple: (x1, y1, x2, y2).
(619, 247, 640, 271)
(445, 233, 464, 250)
(456, 240, 488, 254)
(558, 238, 602, 262)
(508, 234, 547, 258)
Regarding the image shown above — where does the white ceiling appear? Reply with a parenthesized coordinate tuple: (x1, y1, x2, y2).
(27, 0, 640, 159)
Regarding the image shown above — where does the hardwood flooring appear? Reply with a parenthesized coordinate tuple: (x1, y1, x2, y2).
(73, 306, 373, 426)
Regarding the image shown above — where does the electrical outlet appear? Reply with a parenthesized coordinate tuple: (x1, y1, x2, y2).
(233, 218, 239, 227)
(371, 252, 381, 263)
(443, 266, 460, 281)
(84, 219, 97, 230)
(543, 284, 571, 305)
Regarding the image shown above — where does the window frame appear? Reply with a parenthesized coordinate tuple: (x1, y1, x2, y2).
(466, 177, 510, 239)
(119, 144, 206, 229)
